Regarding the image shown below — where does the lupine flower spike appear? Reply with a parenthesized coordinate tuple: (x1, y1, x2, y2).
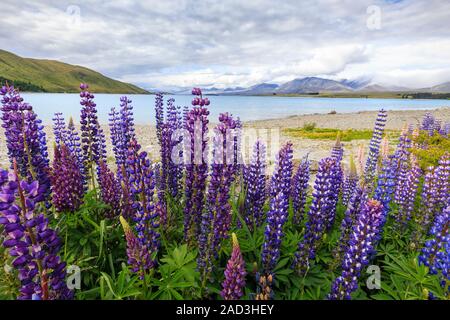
(220, 233, 246, 300)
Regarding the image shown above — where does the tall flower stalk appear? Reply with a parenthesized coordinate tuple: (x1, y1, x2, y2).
(363, 109, 387, 188)
(126, 139, 160, 269)
(50, 144, 84, 213)
(418, 205, 449, 296)
(0, 85, 51, 202)
(198, 113, 238, 282)
(342, 156, 358, 207)
(79, 83, 105, 190)
(119, 216, 153, 280)
(328, 199, 383, 300)
(243, 140, 267, 230)
(220, 233, 246, 300)
(395, 156, 421, 228)
(183, 88, 209, 245)
(98, 161, 122, 219)
(261, 142, 293, 275)
(293, 157, 339, 275)
(0, 163, 72, 300)
(291, 156, 310, 225)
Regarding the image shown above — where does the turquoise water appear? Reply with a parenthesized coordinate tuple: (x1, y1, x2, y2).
(21, 93, 450, 124)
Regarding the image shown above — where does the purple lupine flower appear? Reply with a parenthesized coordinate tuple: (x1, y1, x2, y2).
(221, 233, 247, 300)
(109, 96, 136, 169)
(126, 139, 160, 268)
(155, 93, 164, 145)
(1, 85, 31, 174)
(0, 164, 73, 300)
(79, 83, 106, 188)
(243, 140, 267, 230)
(198, 113, 239, 280)
(66, 117, 86, 187)
(328, 199, 383, 300)
(395, 156, 421, 227)
(436, 153, 450, 208)
(184, 89, 209, 244)
(342, 156, 358, 207)
(331, 134, 344, 162)
(261, 142, 293, 274)
(109, 107, 125, 166)
(293, 157, 337, 275)
(50, 145, 84, 213)
(52, 112, 67, 146)
(119, 216, 153, 279)
(392, 127, 412, 198)
(291, 156, 310, 225)
(421, 112, 435, 132)
(419, 205, 449, 294)
(364, 109, 387, 187)
(373, 154, 397, 240)
(416, 166, 440, 235)
(182, 105, 190, 128)
(327, 155, 343, 230)
(331, 186, 368, 268)
(165, 97, 183, 198)
(98, 161, 122, 219)
(119, 96, 136, 143)
(0, 86, 51, 202)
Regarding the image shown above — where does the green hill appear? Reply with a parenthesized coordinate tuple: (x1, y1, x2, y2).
(0, 49, 149, 94)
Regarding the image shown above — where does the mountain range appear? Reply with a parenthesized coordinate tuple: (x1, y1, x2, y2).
(0, 49, 148, 94)
(175, 77, 450, 96)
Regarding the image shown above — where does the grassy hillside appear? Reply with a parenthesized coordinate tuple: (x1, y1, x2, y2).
(0, 49, 148, 94)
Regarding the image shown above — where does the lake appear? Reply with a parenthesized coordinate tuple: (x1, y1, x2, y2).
(21, 93, 450, 125)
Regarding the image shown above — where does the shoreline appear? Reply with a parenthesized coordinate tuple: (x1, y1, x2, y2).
(0, 107, 448, 168)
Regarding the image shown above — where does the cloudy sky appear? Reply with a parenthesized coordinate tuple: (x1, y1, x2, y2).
(1, 0, 449, 90)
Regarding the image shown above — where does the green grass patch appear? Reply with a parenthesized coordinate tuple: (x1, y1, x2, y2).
(411, 131, 450, 169)
(283, 126, 399, 141)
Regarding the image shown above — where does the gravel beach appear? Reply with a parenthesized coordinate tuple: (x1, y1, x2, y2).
(1, 107, 448, 170)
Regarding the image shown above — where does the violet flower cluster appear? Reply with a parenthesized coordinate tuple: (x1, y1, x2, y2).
(342, 156, 359, 207)
(50, 145, 84, 213)
(184, 88, 210, 244)
(52, 112, 67, 146)
(418, 205, 449, 294)
(79, 84, 106, 186)
(261, 142, 293, 274)
(243, 140, 267, 230)
(0, 85, 51, 202)
(291, 156, 310, 225)
(363, 109, 387, 187)
(395, 156, 421, 227)
(328, 199, 383, 300)
(155, 93, 164, 145)
(119, 216, 153, 279)
(373, 154, 397, 240)
(126, 139, 160, 269)
(220, 233, 247, 300)
(436, 153, 450, 209)
(198, 113, 239, 280)
(98, 161, 122, 219)
(293, 157, 339, 275)
(0, 165, 72, 300)
(417, 166, 440, 236)
(66, 117, 86, 187)
(332, 186, 368, 268)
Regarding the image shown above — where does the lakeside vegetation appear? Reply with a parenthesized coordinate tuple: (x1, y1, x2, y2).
(283, 123, 400, 141)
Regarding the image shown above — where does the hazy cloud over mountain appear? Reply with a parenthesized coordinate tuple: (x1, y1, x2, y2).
(1, 0, 449, 90)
